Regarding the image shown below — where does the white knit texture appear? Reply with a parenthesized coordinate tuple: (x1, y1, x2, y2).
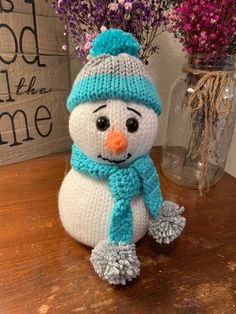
(59, 99, 158, 247)
(59, 169, 150, 248)
(69, 99, 158, 165)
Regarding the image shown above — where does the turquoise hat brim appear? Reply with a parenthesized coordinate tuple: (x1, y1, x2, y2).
(67, 74, 162, 115)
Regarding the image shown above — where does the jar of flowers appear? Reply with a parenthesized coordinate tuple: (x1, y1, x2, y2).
(162, 0, 236, 194)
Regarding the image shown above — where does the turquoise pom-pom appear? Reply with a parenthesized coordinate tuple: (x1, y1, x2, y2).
(90, 29, 141, 58)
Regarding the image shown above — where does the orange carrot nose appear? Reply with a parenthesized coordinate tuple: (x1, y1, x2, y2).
(105, 130, 128, 155)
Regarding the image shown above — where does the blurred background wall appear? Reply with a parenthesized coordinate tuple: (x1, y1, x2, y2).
(69, 32, 236, 177)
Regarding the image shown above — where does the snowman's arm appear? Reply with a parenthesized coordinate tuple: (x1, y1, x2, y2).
(148, 200, 186, 244)
(145, 160, 186, 244)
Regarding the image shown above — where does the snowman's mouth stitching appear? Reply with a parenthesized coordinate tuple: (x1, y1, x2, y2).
(98, 153, 131, 164)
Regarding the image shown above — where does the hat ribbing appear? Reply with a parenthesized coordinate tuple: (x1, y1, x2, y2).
(67, 29, 162, 115)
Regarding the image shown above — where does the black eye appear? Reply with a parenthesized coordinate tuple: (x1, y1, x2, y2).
(96, 116, 110, 131)
(126, 118, 139, 133)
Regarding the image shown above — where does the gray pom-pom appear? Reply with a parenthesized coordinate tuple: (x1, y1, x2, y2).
(149, 201, 186, 244)
(90, 240, 140, 285)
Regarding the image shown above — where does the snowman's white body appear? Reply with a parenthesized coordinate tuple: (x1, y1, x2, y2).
(59, 169, 149, 248)
(58, 99, 158, 248)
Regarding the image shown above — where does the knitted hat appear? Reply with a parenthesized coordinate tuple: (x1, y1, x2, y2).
(67, 29, 162, 115)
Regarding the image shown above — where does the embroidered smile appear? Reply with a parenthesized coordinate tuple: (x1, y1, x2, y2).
(98, 153, 132, 164)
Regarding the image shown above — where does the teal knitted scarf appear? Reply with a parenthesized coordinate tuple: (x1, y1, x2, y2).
(71, 144, 163, 245)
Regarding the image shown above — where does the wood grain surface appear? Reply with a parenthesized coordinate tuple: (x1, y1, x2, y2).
(0, 90, 71, 166)
(0, 0, 71, 166)
(0, 0, 57, 16)
(0, 55, 70, 95)
(0, 13, 66, 55)
(0, 147, 236, 314)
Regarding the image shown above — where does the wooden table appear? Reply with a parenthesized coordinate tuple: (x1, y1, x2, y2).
(1, 148, 236, 314)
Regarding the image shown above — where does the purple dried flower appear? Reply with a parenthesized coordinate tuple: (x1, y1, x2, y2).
(46, 0, 175, 63)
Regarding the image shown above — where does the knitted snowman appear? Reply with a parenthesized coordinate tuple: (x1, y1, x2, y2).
(59, 29, 186, 285)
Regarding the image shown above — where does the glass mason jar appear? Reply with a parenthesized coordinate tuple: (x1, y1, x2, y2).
(162, 54, 236, 192)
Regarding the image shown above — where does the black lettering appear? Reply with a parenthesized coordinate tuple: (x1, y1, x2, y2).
(16, 76, 37, 95)
(0, 24, 18, 64)
(27, 76, 37, 95)
(20, 0, 45, 67)
(15, 77, 27, 95)
(35, 106, 52, 137)
(0, 110, 34, 146)
(0, 0, 14, 13)
(16, 76, 52, 96)
(0, 70, 15, 102)
(40, 88, 51, 94)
